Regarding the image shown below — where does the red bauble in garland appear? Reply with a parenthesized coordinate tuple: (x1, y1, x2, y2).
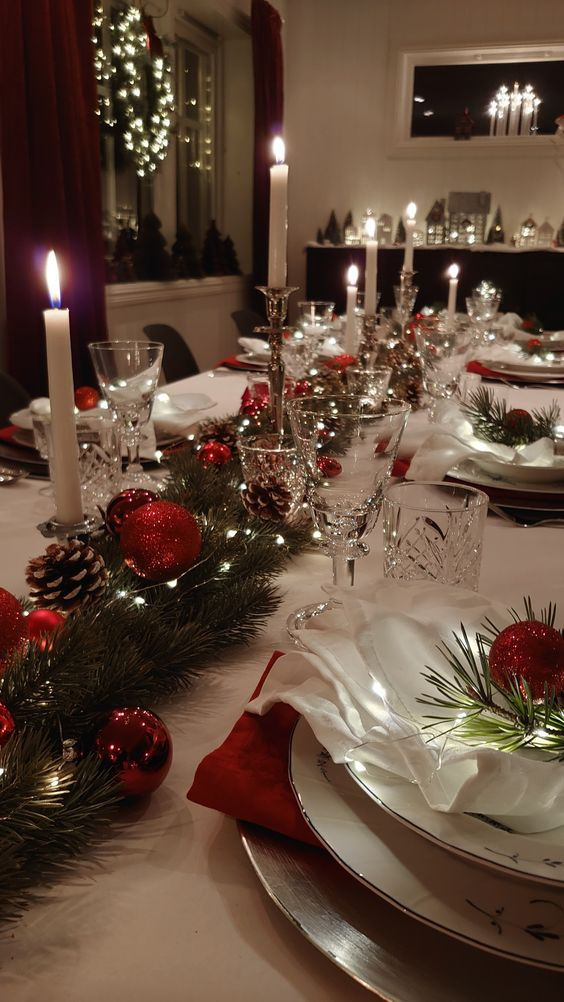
(27, 609, 65, 652)
(105, 488, 158, 536)
(198, 441, 232, 467)
(120, 500, 202, 582)
(74, 386, 100, 411)
(0, 588, 28, 671)
(504, 408, 533, 433)
(489, 620, 564, 700)
(293, 379, 313, 397)
(95, 707, 172, 797)
(317, 456, 342, 478)
(325, 353, 357, 371)
(0, 703, 15, 748)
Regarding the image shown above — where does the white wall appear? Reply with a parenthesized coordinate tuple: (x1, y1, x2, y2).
(284, 0, 564, 297)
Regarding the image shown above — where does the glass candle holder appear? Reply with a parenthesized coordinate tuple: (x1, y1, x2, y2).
(345, 366, 392, 404)
(238, 433, 305, 523)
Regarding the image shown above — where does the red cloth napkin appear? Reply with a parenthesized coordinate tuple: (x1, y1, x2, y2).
(467, 360, 500, 379)
(0, 426, 17, 441)
(187, 652, 320, 845)
(218, 355, 261, 371)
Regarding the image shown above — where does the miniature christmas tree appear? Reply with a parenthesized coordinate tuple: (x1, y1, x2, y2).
(343, 210, 353, 229)
(172, 225, 203, 278)
(324, 210, 341, 245)
(394, 217, 406, 244)
(201, 220, 226, 275)
(133, 212, 172, 281)
(487, 206, 505, 244)
(557, 218, 564, 248)
(112, 227, 136, 282)
(316, 227, 324, 244)
(223, 235, 242, 275)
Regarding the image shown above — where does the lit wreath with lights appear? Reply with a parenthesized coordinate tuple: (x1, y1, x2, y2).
(96, 4, 174, 178)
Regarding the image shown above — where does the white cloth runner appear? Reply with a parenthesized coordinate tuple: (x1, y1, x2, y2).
(248, 580, 564, 832)
(406, 399, 560, 481)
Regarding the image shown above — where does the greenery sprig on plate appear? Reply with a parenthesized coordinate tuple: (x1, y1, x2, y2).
(418, 599, 564, 758)
(462, 386, 560, 448)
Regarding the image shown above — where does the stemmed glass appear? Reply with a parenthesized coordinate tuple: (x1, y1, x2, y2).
(287, 395, 410, 634)
(89, 340, 164, 488)
(414, 317, 472, 420)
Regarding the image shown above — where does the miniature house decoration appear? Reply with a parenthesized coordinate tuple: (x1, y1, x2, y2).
(447, 191, 491, 245)
(426, 200, 446, 244)
(518, 215, 538, 247)
(377, 213, 393, 245)
(537, 218, 554, 248)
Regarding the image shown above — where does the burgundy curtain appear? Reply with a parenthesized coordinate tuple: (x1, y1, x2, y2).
(0, 0, 107, 396)
(251, 0, 284, 287)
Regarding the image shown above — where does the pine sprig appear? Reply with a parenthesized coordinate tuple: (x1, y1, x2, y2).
(462, 386, 560, 447)
(418, 600, 564, 757)
(0, 440, 314, 922)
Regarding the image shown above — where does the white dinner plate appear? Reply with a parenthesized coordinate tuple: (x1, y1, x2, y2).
(346, 758, 564, 887)
(514, 332, 564, 352)
(476, 357, 564, 379)
(235, 353, 269, 369)
(290, 717, 564, 971)
(448, 459, 564, 498)
(472, 455, 564, 485)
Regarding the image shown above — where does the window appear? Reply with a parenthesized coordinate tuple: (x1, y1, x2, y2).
(176, 31, 218, 250)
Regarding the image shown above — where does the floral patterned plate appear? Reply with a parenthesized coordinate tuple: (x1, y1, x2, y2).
(290, 717, 564, 970)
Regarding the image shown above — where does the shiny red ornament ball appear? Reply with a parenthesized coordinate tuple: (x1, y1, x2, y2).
(105, 488, 158, 536)
(198, 441, 232, 467)
(95, 707, 172, 797)
(0, 702, 15, 748)
(74, 386, 100, 411)
(27, 609, 65, 651)
(0, 588, 28, 671)
(505, 408, 533, 431)
(325, 353, 357, 371)
(120, 500, 202, 582)
(317, 456, 342, 478)
(293, 379, 313, 397)
(489, 620, 564, 700)
(528, 337, 542, 349)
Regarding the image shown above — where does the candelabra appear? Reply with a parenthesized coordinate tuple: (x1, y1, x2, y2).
(394, 270, 418, 340)
(256, 285, 298, 435)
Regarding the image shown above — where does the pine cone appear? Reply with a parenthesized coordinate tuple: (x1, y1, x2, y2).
(26, 540, 109, 614)
(242, 480, 293, 522)
(198, 418, 239, 454)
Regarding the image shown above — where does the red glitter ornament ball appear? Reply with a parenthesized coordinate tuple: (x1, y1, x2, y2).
(293, 379, 313, 397)
(198, 441, 232, 467)
(27, 609, 65, 651)
(505, 408, 533, 431)
(317, 456, 342, 478)
(95, 707, 172, 797)
(74, 386, 100, 411)
(120, 500, 202, 582)
(527, 338, 542, 349)
(325, 354, 357, 371)
(0, 703, 15, 748)
(0, 588, 28, 671)
(105, 488, 158, 536)
(489, 620, 564, 700)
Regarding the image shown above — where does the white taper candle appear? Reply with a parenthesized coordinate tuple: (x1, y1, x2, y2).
(447, 263, 459, 323)
(43, 251, 83, 525)
(267, 137, 288, 288)
(364, 216, 378, 315)
(344, 264, 359, 354)
(404, 202, 416, 272)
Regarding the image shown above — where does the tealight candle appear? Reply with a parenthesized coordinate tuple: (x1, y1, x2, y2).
(344, 264, 359, 353)
(447, 263, 459, 323)
(43, 251, 83, 525)
(404, 202, 416, 272)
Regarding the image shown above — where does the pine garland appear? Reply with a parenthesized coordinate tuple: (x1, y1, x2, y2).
(462, 386, 560, 447)
(0, 449, 313, 922)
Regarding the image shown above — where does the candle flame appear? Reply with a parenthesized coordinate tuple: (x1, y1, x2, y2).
(46, 250, 61, 309)
(447, 263, 460, 279)
(347, 264, 359, 286)
(272, 137, 285, 164)
(365, 217, 376, 239)
(406, 202, 417, 221)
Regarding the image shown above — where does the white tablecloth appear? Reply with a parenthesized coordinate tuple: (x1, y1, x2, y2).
(2, 371, 564, 1002)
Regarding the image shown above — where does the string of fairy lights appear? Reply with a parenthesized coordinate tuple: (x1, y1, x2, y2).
(93, 3, 174, 178)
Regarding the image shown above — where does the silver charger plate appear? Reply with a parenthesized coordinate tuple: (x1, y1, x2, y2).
(239, 822, 564, 999)
(289, 718, 564, 971)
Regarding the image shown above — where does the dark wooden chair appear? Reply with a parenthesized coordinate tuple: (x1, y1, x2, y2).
(230, 309, 268, 340)
(143, 324, 200, 382)
(0, 371, 30, 426)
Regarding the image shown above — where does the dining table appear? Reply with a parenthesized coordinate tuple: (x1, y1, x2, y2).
(2, 367, 564, 1002)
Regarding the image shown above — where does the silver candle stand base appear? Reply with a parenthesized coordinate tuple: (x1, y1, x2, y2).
(256, 285, 299, 435)
(37, 514, 95, 541)
(394, 269, 418, 340)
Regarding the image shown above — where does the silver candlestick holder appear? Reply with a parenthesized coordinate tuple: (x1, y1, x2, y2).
(358, 314, 380, 368)
(393, 269, 419, 340)
(37, 514, 95, 541)
(256, 285, 299, 435)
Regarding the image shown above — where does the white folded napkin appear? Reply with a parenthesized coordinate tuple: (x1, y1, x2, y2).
(407, 399, 559, 481)
(248, 580, 564, 832)
(151, 392, 215, 437)
(238, 337, 269, 355)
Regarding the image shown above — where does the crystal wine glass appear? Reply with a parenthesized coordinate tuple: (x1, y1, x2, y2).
(89, 340, 163, 488)
(287, 395, 410, 634)
(414, 317, 472, 420)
